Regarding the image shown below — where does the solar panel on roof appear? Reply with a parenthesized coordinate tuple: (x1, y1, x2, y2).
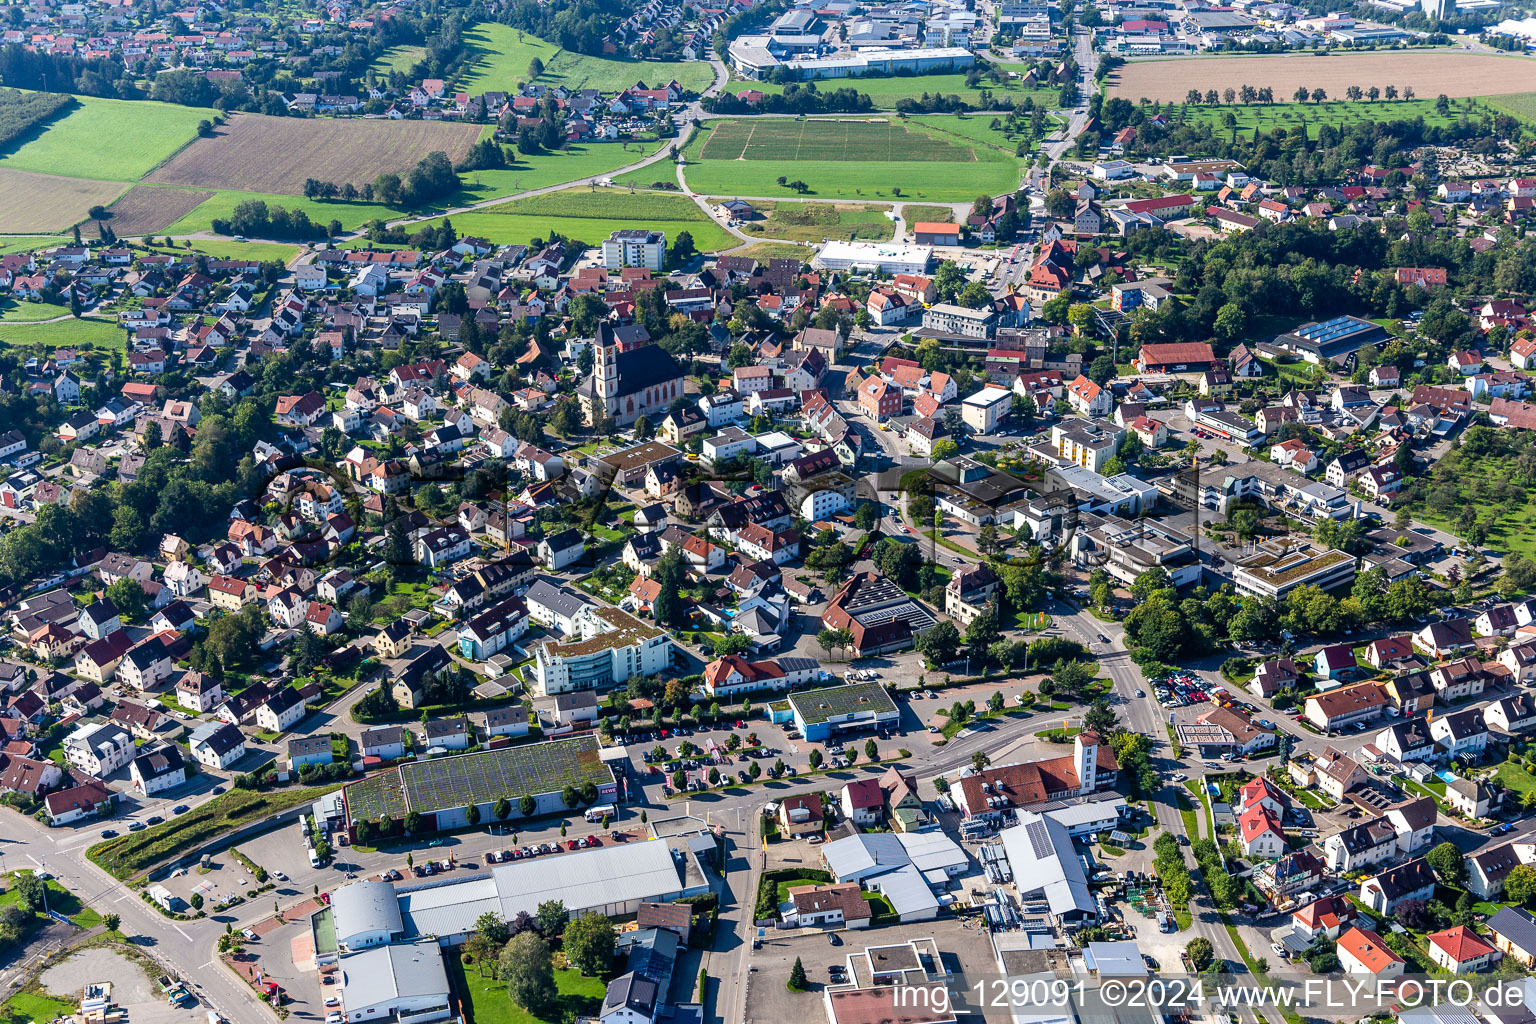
(1025, 818, 1053, 859)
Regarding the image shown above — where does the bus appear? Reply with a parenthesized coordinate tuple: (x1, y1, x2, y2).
(584, 804, 616, 823)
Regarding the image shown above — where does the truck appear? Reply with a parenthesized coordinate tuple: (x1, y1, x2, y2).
(584, 804, 616, 823)
(159, 976, 193, 1005)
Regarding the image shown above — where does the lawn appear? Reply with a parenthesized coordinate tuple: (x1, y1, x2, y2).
(451, 952, 606, 1024)
(901, 204, 955, 223)
(0, 317, 126, 351)
(753, 201, 894, 243)
(0, 298, 71, 322)
(455, 21, 713, 96)
(731, 242, 812, 262)
(0, 96, 218, 182)
(0, 236, 64, 255)
(137, 239, 299, 264)
(682, 116, 1025, 203)
(0, 991, 73, 1024)
(1169, 97, 1479, 138)
(1177, 787, 1200, 839)
(0, 872, 102, 928)
(1496, 760, 1536, 797)
(372, 44, 429, 75)
(162, 188, 400, 235)
(420, 185, 735, 251)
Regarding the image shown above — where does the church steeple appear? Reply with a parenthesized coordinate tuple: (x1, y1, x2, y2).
(595, 323, 619, 409)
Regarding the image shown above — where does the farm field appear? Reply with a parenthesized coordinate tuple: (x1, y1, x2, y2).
(1488, 92, 1536, 123)
(731, 241, 811, 262)
(146, 113, 483, 194)
(1164, 97, 1483, 136)
(456, 21, 713, 96)
(752, 200, 894, 242)
(0, 316, 126, 351)
(1108, 51, 1536, 103)
(723, 74, 1060, 110)
(0, 96, 217, 182)
(683, 116, 1024, 202)
(82, 185, 214, 238)
(0, 168, 125, 233)
(371, 44, 428, 74)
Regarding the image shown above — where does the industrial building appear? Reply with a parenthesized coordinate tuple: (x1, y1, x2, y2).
(998, 812, 1100, 923)
(821, 831, 968, 920)
(384, 837, 712, 946)
(776, 679, 901, 740)
(814, 241, 932, 275)
(336, 939, 451, 1024)
(1232, 540, 1356, 600)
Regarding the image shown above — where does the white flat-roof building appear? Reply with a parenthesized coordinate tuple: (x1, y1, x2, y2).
(998, 812, 1099, 923)
(331, 879, 405, 950)
(337, 939, 451, 1024)
(394, 837, 711, 946)
(961, 385, 1012, 434)
(814, 241, 932, 276)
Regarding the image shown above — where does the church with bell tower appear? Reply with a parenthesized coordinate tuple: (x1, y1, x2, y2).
(578, 322, 687, 428)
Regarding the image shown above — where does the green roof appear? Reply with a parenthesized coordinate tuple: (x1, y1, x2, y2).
(787, 681, 897, 726)
(342, 735, 612, 822)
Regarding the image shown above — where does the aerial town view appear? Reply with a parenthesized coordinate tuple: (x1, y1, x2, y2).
(8, 0, 1536, 1021)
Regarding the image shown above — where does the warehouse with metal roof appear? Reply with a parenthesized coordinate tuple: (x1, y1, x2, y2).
(999, 811, 1099, 923)
(330, 878, 404, 950)
(395, 836, 711, 946)
(337, 938, 451, 1023)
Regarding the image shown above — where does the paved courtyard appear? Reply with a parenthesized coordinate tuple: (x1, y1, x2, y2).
(40, 946, 207, 1024)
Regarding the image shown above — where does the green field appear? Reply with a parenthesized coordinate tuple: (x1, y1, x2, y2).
(1488, 92, 1536, 124)
(0, 872, 103, 929)
(0, 96, 218, 182)
(0, 317, 126, 350)
(1171, 98, 1480, 138)
(456, 21, 713, 96)
(724, 74, 1060, 111)
(753, 200, 894, 242)
(372, 44, 428, 75)
(455, 23, 562, 94)
(0, 236, 63, 254)
(415, 183, 734, 250)
(0, 298, 71, 322)
(136, 239, 300, 263)
(901, 204, 957, 223)
(683, 115, 1025, 202)
(2, 991, 74, 1024)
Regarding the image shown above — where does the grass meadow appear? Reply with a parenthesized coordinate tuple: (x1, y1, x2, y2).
(682, 115, 1025, 202)
(456, 21, 713, 96)
(416, 185, 735, 251)
(1165, 97, 1484, 138)
(371, 44, 429, 75)
(753, 200, 894, 242)
(1487, 92, 1536, 123)
(0, 96, 217, 181)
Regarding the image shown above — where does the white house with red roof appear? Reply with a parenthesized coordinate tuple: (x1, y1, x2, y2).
(1428, 925, 1501, 974)
(1067, 375, 1112, 417)
(1237, 804, 1285, 858)
(841, 778, 884, 826)
(1338, 927, 1405, 979)
(1291, 895, 1360, 942)
(701, 654, 820, 698)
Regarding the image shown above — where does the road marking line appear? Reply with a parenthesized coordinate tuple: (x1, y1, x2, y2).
(174, 923, 192, 940)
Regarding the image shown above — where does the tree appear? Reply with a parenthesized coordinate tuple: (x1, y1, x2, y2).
(476, 911, 510, 946)
(809, 748, 824, 770)
(788, 957, 808, 991)
(104, 913, 120, 933)
(930, 438, 960, 460)
(563, 912, 617, 976)
(405, 811, 424, 834)
(1083, 698, 1117, 735)
(535, 899, 568, 937)
(1428, 841, 1464, 884)
(864, 738, 879, 761)
(1186, 937, 1214, 972)
(493, 797, 512, 821)
(519, 794, 536, 816)
(466, 803, 481, 825)
(501, 933, 557, 1016)
(104, 576, 148, 623)
(1506, 865, 1536, 907)
(915, 620, 961, 668)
